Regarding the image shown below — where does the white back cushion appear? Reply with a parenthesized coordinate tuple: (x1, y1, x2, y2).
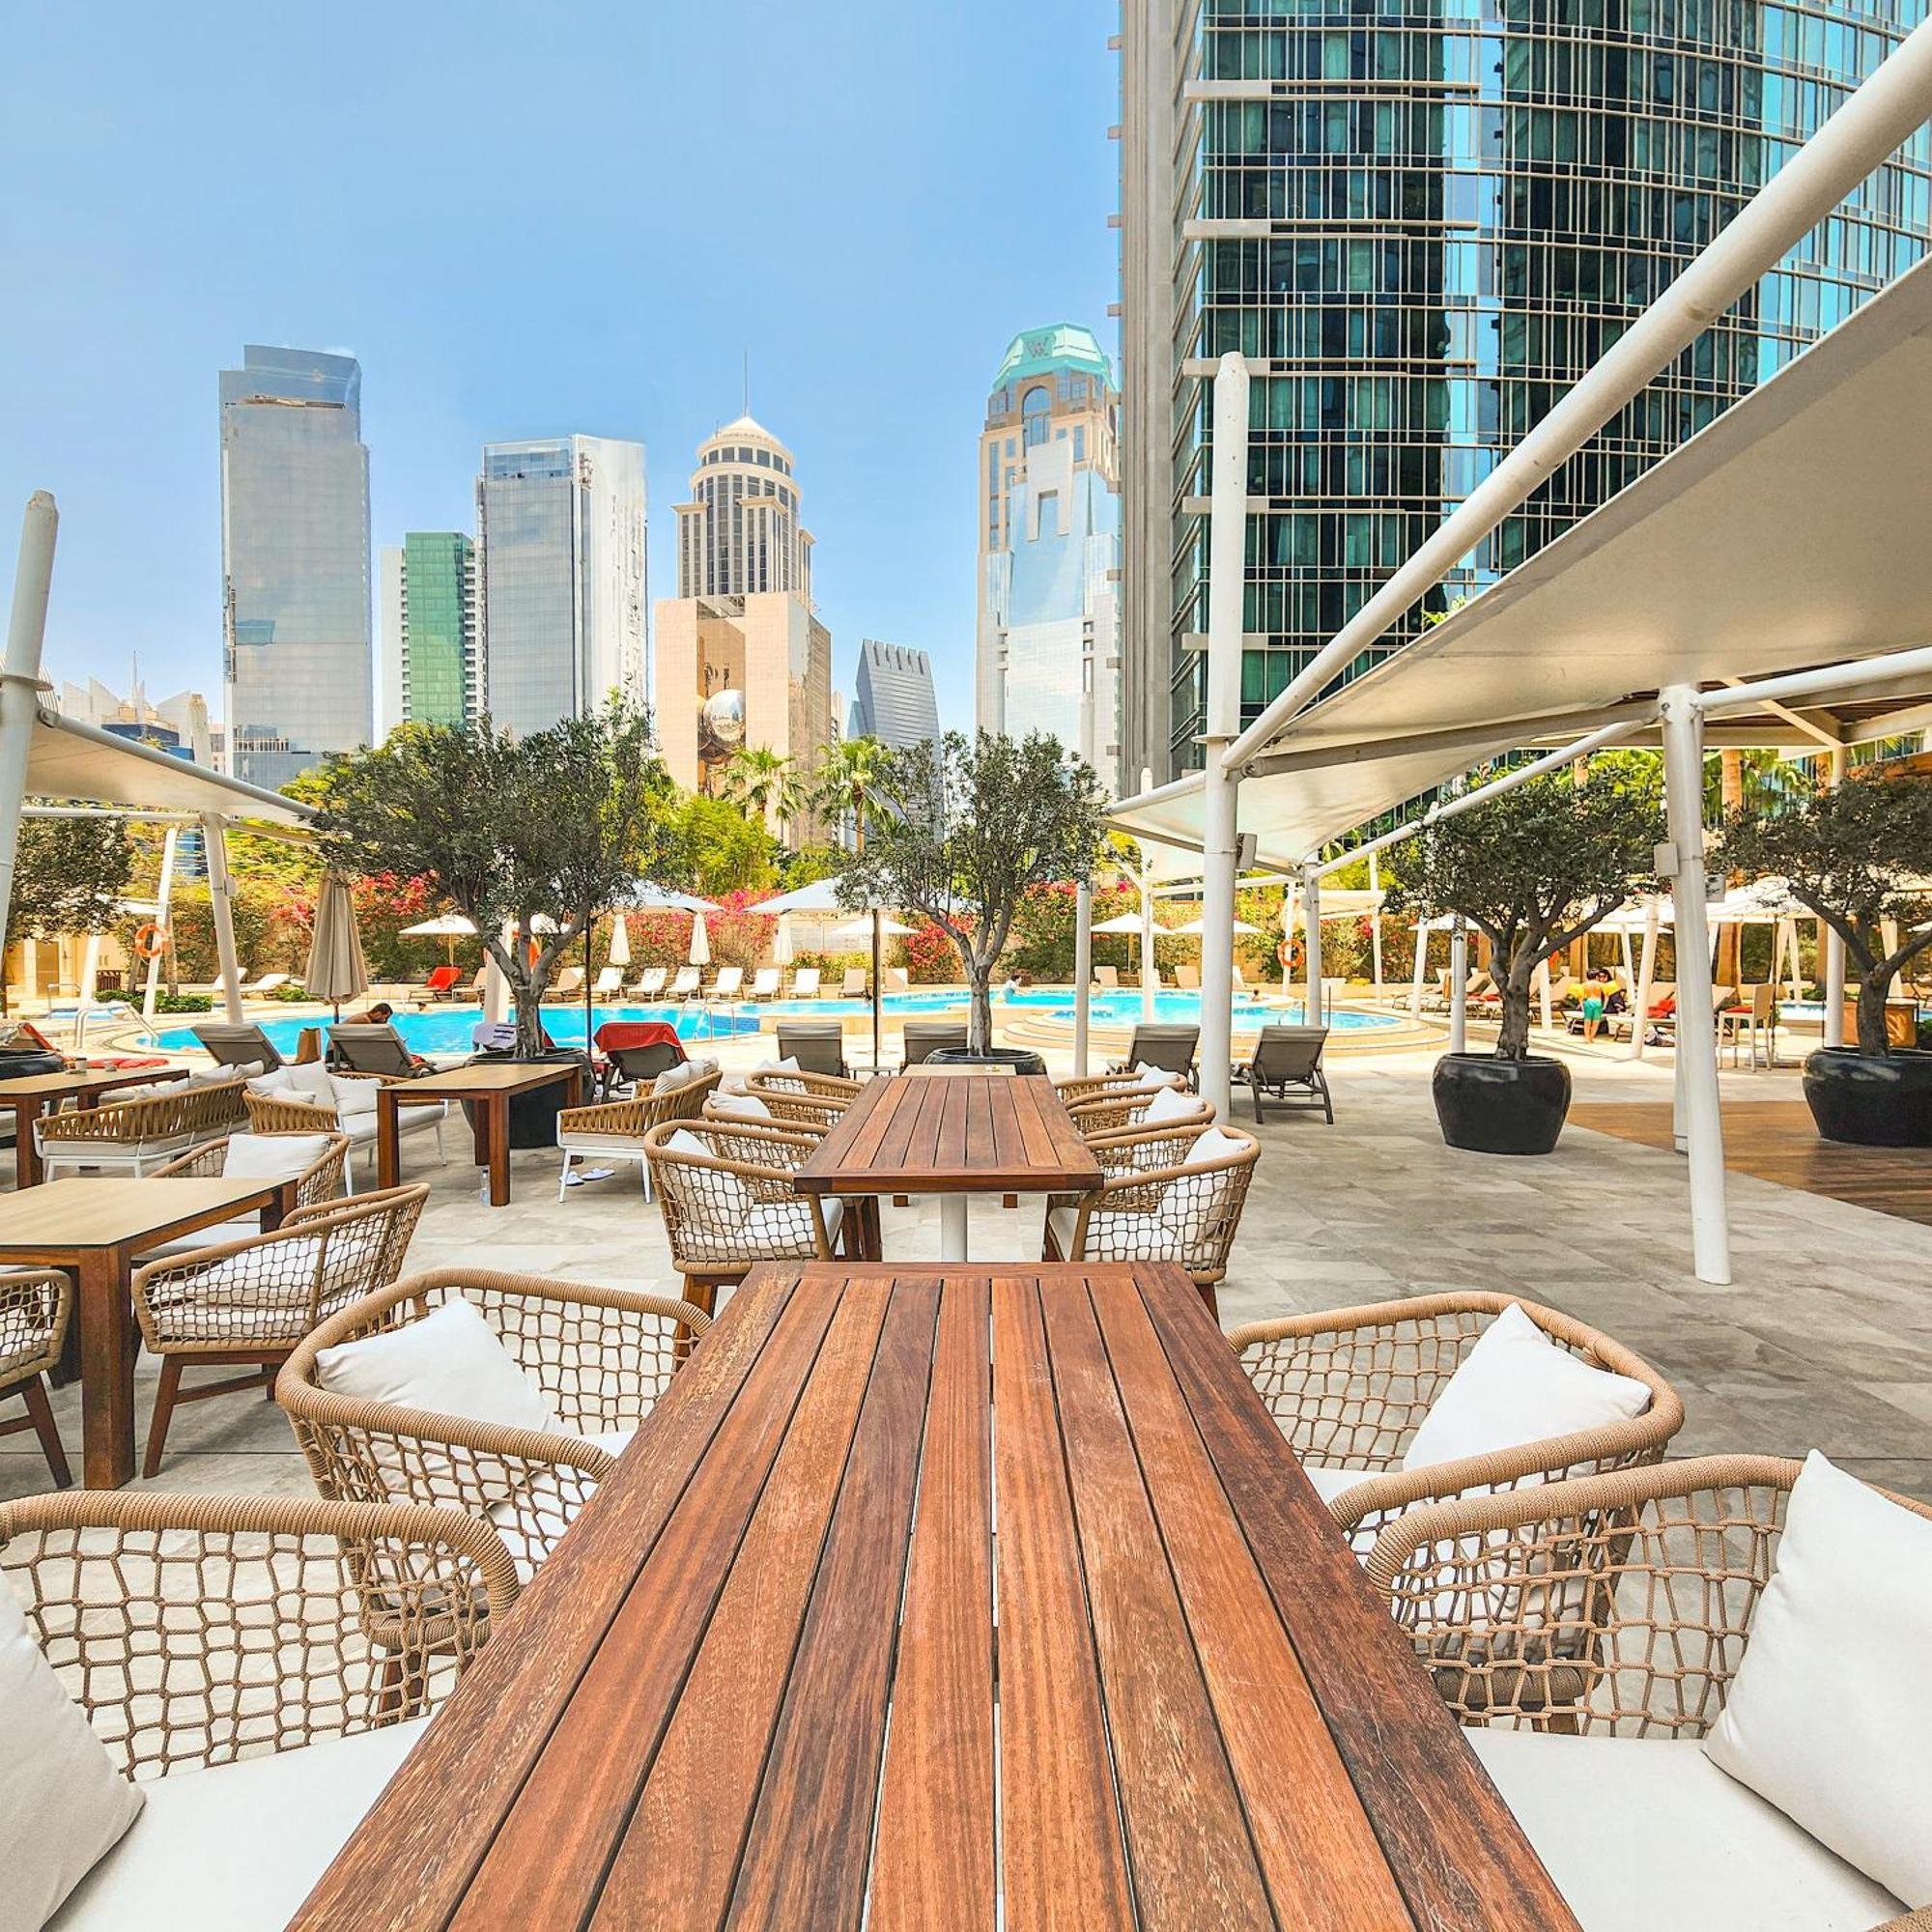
(316, 1297, 557, 1435)
(1401, 1301, 1652, 1474)
(665, 1129, 751, 1222)
(1142, 1085, 1198, 1124)
(328, 1076, 380, 1119)
(221, 1133, 331, 1180)
(244, 1066, 294, 1096)
(650, 1065, 692, 1097)
(283, 1062, 338, 1104)
(1130, 1062, 1184, 1088)
(721, 1056, 798, 1096)
(0, 1577, 144, 1929)
(710, 1091, 772, 1120)
(1704, 1452, 1932, 1907)
(1182, 1125, 1246, 1168)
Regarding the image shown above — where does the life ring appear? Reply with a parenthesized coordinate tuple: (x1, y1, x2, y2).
(1276, 939, 1294, 968)
(133, 923, 168, 960)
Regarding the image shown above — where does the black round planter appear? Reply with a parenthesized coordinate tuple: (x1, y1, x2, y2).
(1432, 1052, 1573, 1155)
(465, 1048, 592, 1149)
(0, 1047, 66, 1080)
(1802, 1046, 1932, 1147)
(924, 1045, 1049, 1077)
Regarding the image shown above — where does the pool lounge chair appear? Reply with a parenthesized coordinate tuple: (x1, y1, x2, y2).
(900, 1019, 968, 1067)
(591, 966, 625, 999)
(775, 1017, 848, 1078)
(711, 966, 744, 999)
(631, 966, 668, 999)
(840, 968, 868, 998)
(1107, 1022, 1201, 1090)
(883, 966, 910, 994)
(1175, 964, 1201, 990)
(1094, 965, 1121, 989)
(421, 963, 464, 1001)
(327, 1023, 428, 1080)
(1234, 1024, 1332, 1124)
(552, 966, 585, 998)
(790, 967, 822, 999)
(749, 967, 781, 999)
(668, 965, 701, 1001)
(190, 1020, 287, 1073)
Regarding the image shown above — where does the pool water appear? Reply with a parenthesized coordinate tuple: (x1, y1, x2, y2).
(156, 988, 1403, 1059)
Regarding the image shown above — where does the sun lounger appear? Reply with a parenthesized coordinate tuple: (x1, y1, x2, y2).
(591, 966, 625, 999)
(710, 966, 744, 999)
(840, 968, 867, 998)
(631, 967, 668, 999)
(790, 968, 822, 999)
(668, 965, 701, 1000)
(1234, 1025, 1333, 1123)
(749, 967, 781, 1000)
(1094, 965, 1121, 989)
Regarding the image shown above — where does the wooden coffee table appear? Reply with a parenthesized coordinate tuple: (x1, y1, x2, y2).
(794, 1074, 1100, 1261)
(376, 1061, 584, 1207)
(0, 1065, 187, 1187)
(0, 1175, 299, 1488)
(297, 1262, 1577, 1929)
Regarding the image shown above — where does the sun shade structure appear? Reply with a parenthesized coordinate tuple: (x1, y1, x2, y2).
(305, 872, 369, 1014)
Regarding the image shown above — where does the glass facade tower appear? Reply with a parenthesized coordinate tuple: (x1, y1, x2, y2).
(1122, 0, 1932, 780)
(378, 532, 482, 733)
(219, 345, 373, 789)
(850, 639, 942, 749)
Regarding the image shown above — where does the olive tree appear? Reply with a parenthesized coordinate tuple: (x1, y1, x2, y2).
(1722, 769, 1932, 1056)
(1383, 768, 1663, 1059)
(838, 731, 1109, 1051)
(3, 811, 132, 1014)
(316, 704, 675, 1057)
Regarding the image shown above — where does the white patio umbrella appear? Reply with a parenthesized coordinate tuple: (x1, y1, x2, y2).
(829, 913, 919, 1071)
(627, 881, 722, 914)
(400, 911, 477, 965)
(305, 872, 369, 1020)
(773, 915, 796, 967)
(1171, 915, 1261, 935)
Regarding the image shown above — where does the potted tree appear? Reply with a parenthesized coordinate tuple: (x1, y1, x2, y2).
(1, 810, 130, 1068)
(1384, 769, 1662, 1154)
(317, 703, 674, 1143)
(838, 730, 1107, 1065)
(1722, 769, 1932, 1146)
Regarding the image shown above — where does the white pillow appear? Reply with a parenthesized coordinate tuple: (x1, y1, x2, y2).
(1131, 1061, 1184, 1088)
(721, 1055, 797, 1096)
(284, 1061, 338, 1103)
(328, 1074, 381, 1118)
(665, 1128, 750, 1223)
(0, 1577, 145, 1928)
(1704, 1452, 1932, 1907)
(1181, 1125, 1246, 1167)
(220, 1132, 332, 1180)
(244, 1066, 294, 1096)
(711, 1091, 772, 1121)
(1401, 1302, 1653, 1474)
(688, 1056, 720, 1078)
(316, 1297, 557, 1435)
(650, 1065, 692, 1097)
(1142, 1085, 1199, 1124)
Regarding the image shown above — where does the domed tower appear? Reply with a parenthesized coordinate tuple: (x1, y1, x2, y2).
(674, 415, 812, 602)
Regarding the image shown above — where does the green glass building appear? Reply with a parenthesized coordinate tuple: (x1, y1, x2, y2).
(1119, 0, 1932, 781)
(380, 532, 481, 732)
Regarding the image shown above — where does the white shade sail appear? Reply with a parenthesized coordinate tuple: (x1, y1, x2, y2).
(400, 914, 478, 938)
(1172, 916, 1261, 936)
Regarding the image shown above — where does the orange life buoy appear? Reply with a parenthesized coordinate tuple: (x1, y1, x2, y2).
(133, 923, 168, 959)
(1276, 939, 1293, 968)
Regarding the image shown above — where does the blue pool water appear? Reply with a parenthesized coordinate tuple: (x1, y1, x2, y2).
(156, 988, 1403, 1059)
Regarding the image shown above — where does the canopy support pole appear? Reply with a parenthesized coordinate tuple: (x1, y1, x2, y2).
(1630, 897, 1662, 1062)
(1449, 919, 1468, 1055)
(1408, 920, 1428, 1020)
(72, 933, 100, 1054)
(871, 910, 883, 1075)
(1824, 744, 1848, 1046)
(1301, 863, 1322, 1025)
(1073, 880, 1092, 1077)
(1368, 849, 1384, 998)
(1661, 686, 1730, 1286)
(1137, 860, 1155, 1020)
(141, 825, 179, 1026)
(0, 494, 56, 962)
(201, 813, 244, 1024)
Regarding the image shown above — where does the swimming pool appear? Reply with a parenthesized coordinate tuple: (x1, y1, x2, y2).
(155, 987, 1404, 1059)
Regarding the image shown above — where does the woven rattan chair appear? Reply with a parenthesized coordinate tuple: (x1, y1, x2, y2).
(279, 1267, 712, 1582)
(0, 1488, 513, 1927)
(1231, 1292, 1683, 1551)
(245, 1070, 445, 1187)
(1065, 1083, 1215, 1139)
(36, 1077, 248, 1179)
(747, 1066, 863, 1110)
(132, 1184, 428, 1478)
(644, 1118, 851, 1313)
(1042, 1121, 1259, 1315)
(1362, 1458, 1932, 1932)
(554, 1068, 721, 1200)
(0, 1268, 72, 1486)
(1054, 1070, 1160, 1110)
(143, 1130, 353, 1255)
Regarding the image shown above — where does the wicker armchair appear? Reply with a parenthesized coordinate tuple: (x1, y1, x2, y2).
(1232, 1293, 1684, 1551)
(245, 1069, 445, 1186)
(747, 1067, 864, 1107)
(554, 1068, 720, 1200)
(0, 1268, 72, 1486)
(1068, 1085, 1215, 1139)
(35, 1076, 248, 1179)
(1363, 1459, 1932, 1932)
(0, 1488, 514, 1928)
(278, 1268, 712, 1582)
(1054, 1071, 1157, 1110)
(1041, 1122, 1260, 1314)
(644, 1118, 850, 1313)
(143, 1130, 353, 1253)
(132, 1184, 429, 1478)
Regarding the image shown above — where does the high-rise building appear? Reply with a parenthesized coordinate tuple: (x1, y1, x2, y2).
(1119, 3, 1932, 784)
(655, 417, 837, 843)
(475, 436, 647, 737)
(849, 639, 940, 750)
(378, 532, 483, 735)
(57, 677, 214, 768)
(975, 326, 1123, 785)
(219, 345, 372, 789)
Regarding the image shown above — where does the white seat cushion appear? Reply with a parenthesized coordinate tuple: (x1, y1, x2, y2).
(664, 1129, 751, 1221)
(221, 1131, 332, 1180)
(1140, 1084, 1198, 1124)
(1130, 1061, 1185, 1088)
(556, 1129, 652, 1155)
(486, 1428, 642, 1579)
(52, 1719, 427, 1930)
(1704, 1452, 1932, 1908)
(1467, 1728, 1903, 1932)
(742, 1198, 840, 1253)
(316, 1296, 556, 1435)
(708, 1090, 772, 1121)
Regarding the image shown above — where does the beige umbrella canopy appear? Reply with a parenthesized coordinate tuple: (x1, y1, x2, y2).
(305, 872, 369, 1018)
(400, 911, 477, 965)
(689, 912, 712, 967)
(608, 914, 632, 968)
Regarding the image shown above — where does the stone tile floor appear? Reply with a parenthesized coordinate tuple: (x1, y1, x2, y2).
(5, 1033, 1927, 1504)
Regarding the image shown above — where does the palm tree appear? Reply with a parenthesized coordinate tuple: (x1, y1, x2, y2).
(721, 746, 810, 843)
(813, 736, 897, 854)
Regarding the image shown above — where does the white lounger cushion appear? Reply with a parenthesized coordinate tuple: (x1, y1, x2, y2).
(1401, 1302, 1652, 1474)
(1468, 1728, 1903, 1932)
(1704, 1451, 1932, 1908)
(0, 1581, 145, 1932)
(316, 1296, 557, 1437)
(51, 1718, 428, 1930)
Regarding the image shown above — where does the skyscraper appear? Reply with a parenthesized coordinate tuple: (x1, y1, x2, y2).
(1119, 3, 1932, 784)
(655, 416, 837, 842)
(976, 325, 1122, 784)
(849, 639, 940, 750)
(219, 345, 372, 788)
(475, 436, 647, 737)
(378, 532, 484, 735)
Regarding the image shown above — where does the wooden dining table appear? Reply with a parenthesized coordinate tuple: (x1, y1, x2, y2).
(0, 1064, 186, 1187)
(298, 1261, 1577, 1930)
(793, 1072, 1101, 1261)
(374, 1059, 584, 1207)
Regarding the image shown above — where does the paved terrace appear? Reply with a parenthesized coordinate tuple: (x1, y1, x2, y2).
(5, 1012, 1928, 1505)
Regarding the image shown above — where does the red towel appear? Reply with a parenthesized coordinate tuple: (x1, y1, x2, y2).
(592, 1019, 687, 1062)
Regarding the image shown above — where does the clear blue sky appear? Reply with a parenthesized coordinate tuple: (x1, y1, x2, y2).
(0, 1, 1118, 736)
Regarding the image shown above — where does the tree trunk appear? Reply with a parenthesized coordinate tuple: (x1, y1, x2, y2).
(968, 977, 993, 1054)
(1495, 977, 1534, 1060)
(1855, 974, 1893, 1056)
(1716, 750, 1744, 990)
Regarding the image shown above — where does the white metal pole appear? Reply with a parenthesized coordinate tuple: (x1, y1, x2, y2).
(1302, 863, 1323, 1025)
(1073, 879, 1093, 1077)
(1824, 743, 1849, 1044)
(1408, 920, 1428, 1020)
(1630, 898, 1662, 1062)
(1660, 685, 1731, 1286)
(1198, 352, 1249, 1121)
(72, 932, 100, 1054)
(142, 825, 179, 1025)
(201, 814, 245, 1024)
(1138, 869, 1156, 1020)
(1368, 848, 1384, 997)
(0, 494, 57, 959)
(1449, 919, 1469, 1055)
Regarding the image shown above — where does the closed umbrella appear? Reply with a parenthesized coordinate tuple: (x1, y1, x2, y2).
(773, 915, 796, 968)
(305, 873, 369, 1021)
(608, 914, 632, 968)
(689, 912, 712, 967)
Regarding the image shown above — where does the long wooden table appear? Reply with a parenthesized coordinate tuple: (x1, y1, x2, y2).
(0, 1064, 186, 1187)
(375, 1060, 583, 1207)
(0, 1175, 298, 1488)
(794, 1073, 1101, 1261)
(298, 1262, 1577, 1930)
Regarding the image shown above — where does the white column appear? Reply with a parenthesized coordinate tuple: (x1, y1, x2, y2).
(1824, 744, 1848, 1046)
(141, 826, 179, 1026)
(1449, 918, 1468, 1054)
(1198, 352, 1249, 1122)
(1139, 871, 1156, 1021)
(1301, 863, 1323, 1024)
(484, 923, 512, 1026)
(1535, 959, 1553, 1032)
(1408, 919, 1428, 1020)
(1073, 878, 1093, 1077)
(0, 494, 56, 956)
(1368, 849, 1384, 997)
(1630, 898, 1662, 1062)
(201, 814, 244, 1024)
(72, 932, 101, 1053)
(1661, 685, 1730, 1286)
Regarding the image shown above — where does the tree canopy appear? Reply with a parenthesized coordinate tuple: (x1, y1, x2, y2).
(4, 810, 132, 1009)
